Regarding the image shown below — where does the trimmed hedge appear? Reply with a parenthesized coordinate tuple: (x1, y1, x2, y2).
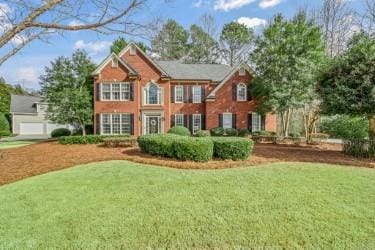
(51, 128, 71, 138)
(225, 128, 237, 136)
(237, 128, 249, 137)
(59, 135, 129, 144)
(138, 134, 213, 162)
(0, 113, 10, 137)
(196, 130, 210, 137)
(212, 137, 254, 160)
(210, 127, 224, 136)
(168, 126, 191, 136)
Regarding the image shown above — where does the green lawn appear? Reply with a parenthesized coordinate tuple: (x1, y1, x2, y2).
(0, 141, 35, 149)
(0, 161, 374, 249)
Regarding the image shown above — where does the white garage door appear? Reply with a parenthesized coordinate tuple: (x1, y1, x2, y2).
(47, 124, 67, 134)
(20, 123, 44, 135)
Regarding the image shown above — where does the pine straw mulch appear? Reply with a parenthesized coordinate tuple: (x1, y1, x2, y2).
(0, 141, 374, 186)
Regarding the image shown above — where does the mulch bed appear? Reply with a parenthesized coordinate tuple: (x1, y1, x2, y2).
(0, 141, 374, 186)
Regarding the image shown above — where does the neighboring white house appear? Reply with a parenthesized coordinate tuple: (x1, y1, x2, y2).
(10, 95, 70, 136)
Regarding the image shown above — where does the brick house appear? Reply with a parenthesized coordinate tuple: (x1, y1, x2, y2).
(92, 42, 276, 136)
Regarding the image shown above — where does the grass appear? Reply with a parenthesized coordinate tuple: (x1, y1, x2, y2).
(0, 161, 374, 249)
(0, 140, 35, 149)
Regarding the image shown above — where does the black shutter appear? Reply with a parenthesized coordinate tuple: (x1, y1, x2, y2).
(184, 86, 189, 103)
(171, 115, 175, 127)
(232, 114, 237, 129)
(184, 114, 188, 128)
(188, 114, 193, 133)
(248, 113, 253, 132)
(261, 115, 266, 131)
(130, 82, 134, 101)
(189, 86, 193, 103)
(201, 86, 205, 102)
(232, 83, 237, 101)
(201, 115, 206, 130)
(171, 86, 175, 103)
(248, 84, 253, 101)
(96, 83, 100, 101)
(95, 114, 100, 135)
(218, 114, 223, 128)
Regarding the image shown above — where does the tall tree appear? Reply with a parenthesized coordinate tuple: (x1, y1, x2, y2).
(0, 0, 151, 66)
(220, 22, 253, 66)
(251, 12, 326, 138)
(185, 24, 218, 63)
(362, 0, 375, 33)
(317, 32, 375, 139)
(0, 78, 29, 114)
(110, 37, 147, 55)
(40, 50, 96, 135)
(151, 19, 189, 60)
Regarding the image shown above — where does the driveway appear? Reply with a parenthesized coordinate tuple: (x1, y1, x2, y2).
(0, 134, 51, 142)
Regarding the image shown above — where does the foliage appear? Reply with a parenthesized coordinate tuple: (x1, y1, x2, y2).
(251, 12, 326, 137)
(225, 128, 237, 136)
(252, 131, 277, 137)
(168, 126, 191, 136)
(152, 19, 189, 60)
(220, 22, 253, 66)
(0, 78, 29, 114)
(185, 24, 218, 63)
(317, 32, 375, 139)
(210, 127, 224, 136)
(319, 115, 369, 139)
(138, 134, 177, 158)
(103, 137, 136, 147)
(195, 130, 210, 137)
(0, 112, 10, 137)
(211, 137, 254, 160)
(237, 128, 250, 137)
(51, 128, 71, 138)
(343, 139, 375, 158)
(40, 50, 96, 135)
(311, 133, 330, 140)
(58, 135, 127, 145)
(110, 37, 147, 54)
(288, 132, 301, 138)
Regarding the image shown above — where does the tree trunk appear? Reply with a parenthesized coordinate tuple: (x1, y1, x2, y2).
(369, 115, 375, 140)
(81, 124, 86, 136)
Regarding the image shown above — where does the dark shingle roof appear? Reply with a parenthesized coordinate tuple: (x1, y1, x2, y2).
(155, 61, 232, 81)
(10, 95, 41, 113)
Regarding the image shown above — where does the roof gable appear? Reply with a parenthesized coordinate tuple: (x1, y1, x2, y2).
(92, 53, 138, 76)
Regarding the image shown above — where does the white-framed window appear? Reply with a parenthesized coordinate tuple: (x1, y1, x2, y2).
(130, 45, 136, 55)
(192, 86, 202, 103)
(144, 82, 162, 105)
(192, 114, 201, 134)
(223, 113, 233, 129)
(175, 114, 184, 127)
(101, 83, 131, 101)
(174, 86, 184, 103)
(112, 58, 118, 68)
(237, 83, 247, 101)
(101, 113, 132, 135)
(252, 112, 262, 132)
(239, 67, 245, 76)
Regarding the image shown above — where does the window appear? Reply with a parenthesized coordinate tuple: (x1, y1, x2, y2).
(101, 83, 131, 101)
(237, 83, 247, 101)
(101, 113, 132, 135)
(192, 114, 201, 134)
(130, 45, 136, 55)
(192, 86, 202, 103)
(175, 114, 184, 127)
(112, 58, 118, 68)
(239, 67, 245, 76)
(144, 82, 162, 105)
(174, 86, 184, 103)
(223, 113, 233, 129)
(252, 112, 262, 132)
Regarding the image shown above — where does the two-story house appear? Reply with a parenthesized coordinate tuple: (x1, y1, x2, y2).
(92, 43, 276, 136)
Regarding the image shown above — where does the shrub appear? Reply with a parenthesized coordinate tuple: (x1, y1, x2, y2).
(288, 132, 301, 138)
(51, 128, 71, 138)
(225, 128, 238, 136)
(0, 113, 10, 138)
(211, 137, 254, 160)
(252, 130, 276, 136)
(138, 134, 177, 158)
(319, 115, 368, 139)
(210, 127, 224, 136)
(59, 135, 129, 144)
(168, 126, 191, 136)
(237, 128, 249, 137)
(343, 139, 375, 158)
(196, 130, 210, 137)
(174, 137, 213, 162)
(103, 137, 137, 147)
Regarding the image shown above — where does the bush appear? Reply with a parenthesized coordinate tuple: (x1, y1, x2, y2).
(211, 137, 254, 161)
(252, 130, 276, 136)
(319, 115, 368, 139)
(103, 137, 137, 147)
(210, 127, 224, 136)
(138, 134, 213, 162)
(343, 139, 375, 158)
(288, 132, 301, 138)
(168, 126, 191, 136)
(51, 128, 71, 138)
(196, 130, 210, 137)
(59, 135, 129, 144)
(0, 113, 10, 137)
(237, 128, 249, 137)
(225, 128, 237, 136)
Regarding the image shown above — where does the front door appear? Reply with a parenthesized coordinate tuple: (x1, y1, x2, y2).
(144, 115, 162, 134)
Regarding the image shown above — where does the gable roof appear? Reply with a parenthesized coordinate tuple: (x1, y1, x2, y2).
(155, 61, 232, 82)
(10, 95, 41, 114)
(92, 53, 138, 76)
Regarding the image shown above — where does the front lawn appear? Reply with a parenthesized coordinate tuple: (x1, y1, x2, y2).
(0, 161, 374, 248)
(0, 141, 35, 149)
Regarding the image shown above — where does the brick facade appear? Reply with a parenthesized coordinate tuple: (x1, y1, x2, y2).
(93, 43, 276, 136)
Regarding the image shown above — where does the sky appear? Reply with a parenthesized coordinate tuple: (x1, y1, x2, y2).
(0, 0, 365, 90)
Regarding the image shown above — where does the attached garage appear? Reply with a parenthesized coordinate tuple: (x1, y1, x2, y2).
(47, 124, 67, 134)
(19, 123, 44, 135)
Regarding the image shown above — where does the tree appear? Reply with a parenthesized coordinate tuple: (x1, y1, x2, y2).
(0, 0, 154, 66)
(40, 50, 96, 135)
(0, 112, 10, 137)
(317, 32, 375, 139)
(184, 24, 218, 63)
(151, 19, 189, 60)
(362, 0, 375, 33)
(251, 12, 326, 138)
(110, 37, 147, 55)
(220, 22, 253, 66)
(0, 78, 29, 114)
